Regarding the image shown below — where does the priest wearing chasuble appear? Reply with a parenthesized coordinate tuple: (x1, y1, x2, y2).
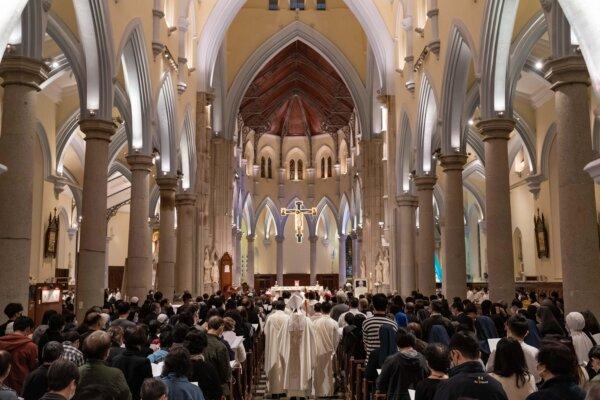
(312, 301, 341, 397)
(264, 300, 290, 396)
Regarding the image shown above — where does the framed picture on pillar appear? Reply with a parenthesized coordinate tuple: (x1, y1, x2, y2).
(44, 209, 59, 259)
(534, 209, 549, 259)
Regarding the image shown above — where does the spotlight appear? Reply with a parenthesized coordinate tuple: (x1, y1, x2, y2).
(535, 60, 543, 70)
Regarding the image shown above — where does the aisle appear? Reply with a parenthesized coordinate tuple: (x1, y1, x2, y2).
(250, 370, 346, 400)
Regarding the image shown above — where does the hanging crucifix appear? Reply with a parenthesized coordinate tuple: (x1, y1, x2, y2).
(281, 200, 316, 243)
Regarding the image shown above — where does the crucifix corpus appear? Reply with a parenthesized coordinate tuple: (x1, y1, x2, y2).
(281, 200, 316, 243)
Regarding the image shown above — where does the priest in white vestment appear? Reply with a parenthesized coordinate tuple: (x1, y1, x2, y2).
(281, 294, 316, 398)
(312, 302, 341, 397)
(264, 300, 290, 395)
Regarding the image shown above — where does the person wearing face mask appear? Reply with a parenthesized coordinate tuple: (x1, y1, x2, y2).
(589, 346, 600, 382)
(525, 341, 585, 400)
(39, 359, 79, 400)
(433, 332, 507, 400)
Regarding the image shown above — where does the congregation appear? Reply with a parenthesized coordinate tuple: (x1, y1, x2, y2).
(0, 287, 598, 400)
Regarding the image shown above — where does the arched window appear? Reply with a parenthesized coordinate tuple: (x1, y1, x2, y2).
(260, 157, 266, 178)
(289, 159, 295, 180)
(316, 0, 326, 11)
(290, 0, 305, 10)
(268, 0, 279, 10)
(327, 156, 332, 177)
(297, 159, 304, 180)
(321, 157, 326, 178)
(267, 158, 272, 179)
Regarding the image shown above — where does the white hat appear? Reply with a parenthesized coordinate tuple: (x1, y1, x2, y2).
(157, 313, 168, 324)
(130, 296, 139, 304)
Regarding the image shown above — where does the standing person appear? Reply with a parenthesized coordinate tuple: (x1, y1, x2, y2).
(526, 341, 585, 400)
(330, 293, 349, 322)
(110, 327, 153, 400)
(376, 329, 429, 400)
(37, 315, 65, 361)
(263, 301, 289, 397)
(39, 359, 79, 400)
(110, 303, 136, 332)
(312, 301, 341, 397)
(22, 342, 64, 400)
(61, 332, 84, 368)
(0, 350, 18, 400)
(363, 294, 398, 357)
(536, 307, 565, 338)
(365, 325, 398, 382)
(184, 330, 222, 400)
(203, 317, 231, 397)
(338, 297, 363, 328)
(0, 304, 23, 337)
(0, 316, 38, 394)
(487, 315, 540, 382)
(140, 379, 167, 400)
(415, 344, 451, 400)
(489, 338, 536, 400)
(281, 294, 316, 399)
(433, 332, 508, 400)
(159, 348, 204, 400)
(76, 331, 131, 400)
(421, 301, 455, 342)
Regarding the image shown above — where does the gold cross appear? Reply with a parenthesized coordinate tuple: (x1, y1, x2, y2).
(280, 201, 316, 243)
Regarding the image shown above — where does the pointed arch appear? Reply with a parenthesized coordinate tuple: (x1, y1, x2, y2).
(225, 21, 368, 141)
(179, 106, 196, 189)
(253, 196, 281, 236)
(540, 122, 557, 180)
(416, 73, 439, 173)
(441, 21, 476, 153)
(116, 18, 153, 152)
(396, 110, 413, 194)
(35, 122, 53, 180)
(156, 72, 177, 173)
(480, 0, 520, 118)
(339, 193, 352, 235)
(72, 0, 115, 119)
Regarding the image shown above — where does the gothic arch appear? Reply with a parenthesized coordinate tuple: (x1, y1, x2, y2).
(339, 193, 352, 234)
(540, 122, 557, 180)
(116, 18, 153, 152)
(416, 73, 440, 174)
(225, 21, 368, 140)
(253, 197, 281, 236)
(35, 122, 53, 180)
(156, 72, 178, 173)
(179, 106, 196, 190)
(396, 111, 413, 194)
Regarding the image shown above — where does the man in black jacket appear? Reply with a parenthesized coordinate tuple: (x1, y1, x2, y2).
(433, 332, 507, 400)
(110, 326, 152, 400)
(421, 301, 455, 342)
(22, 341, 64, 400)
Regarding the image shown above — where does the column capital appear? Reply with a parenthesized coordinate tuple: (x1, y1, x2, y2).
(156, 174, 179, 191)
(308, 235, 318, 243)
(0, 56, 49, 90)
(275, 234, 285, 243)
(476, 117, 515, 142)
(126, 153, 153, 171)
(247, 234, 255, 242)
(525, 174, 544, 199)
(79, 119, 118, 142)
(413, 175, 437, 191)
(175, 192, 196, 207)
(338, 233, 348, 240)
(544, 54, 589, 90)
(396, 194, 418, 207)
(439, 153, 468, 171)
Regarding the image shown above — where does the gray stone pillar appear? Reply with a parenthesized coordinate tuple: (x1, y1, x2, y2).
(309, 235, 318, 285)
(155, 175, 178, 298)
(338, 234, 347, 288)
(439, 154, 468, 300)
(124, 154, 153, 300)
(275, 234, 284, 285)
(397, 194, 418, 297)
(352, 229, 363, 278)
(233, 228, 242, 287)
(476, 118, 515, 303)
(246, 234, 255, 288)
(76, 119, 117, 316)
(0, 56, 48, 311)
(175, 193, 196, 294)
(414, 175, 437, 295)
(545, 55, 600, 315)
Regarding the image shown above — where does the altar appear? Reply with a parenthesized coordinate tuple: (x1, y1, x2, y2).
(269, 284, 324, 298)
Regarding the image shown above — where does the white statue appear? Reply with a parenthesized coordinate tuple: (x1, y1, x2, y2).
(375, 251, 383, 283)
(203, 247, 212, 284)
(211, 249, 220, 284)
(360, 257, 367, 279)
(381, 248, 390, 284)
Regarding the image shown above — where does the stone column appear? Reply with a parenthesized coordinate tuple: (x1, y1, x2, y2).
(397, 194, 418, 297)
(338, 234, 347, 288)
(246, 234, 255, 288)
(175, 193, 196, 294)
(76, 119, 117, 315)
(124, 154, 153, 300)
(0, 56, 48, 311)
(476, 118, 515, 303)
(545, 55, 600, 315)
(414, 175, 437, 295)
(233, 228, 242, 287)
(439, 154, 468, 300)
(309, 235, 318, 285)
(352, 229, 363, 278)
(155, 175, 178, 297)
(275, 234, 284, 285)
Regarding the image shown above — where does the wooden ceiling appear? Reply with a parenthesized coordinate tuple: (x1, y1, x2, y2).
(239, 40, 354, 137)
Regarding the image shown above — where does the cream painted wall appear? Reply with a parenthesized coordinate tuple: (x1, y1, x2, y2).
(107, 211, 130, 267)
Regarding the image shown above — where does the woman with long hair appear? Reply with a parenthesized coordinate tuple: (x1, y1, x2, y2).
(536, 306, 565, 338)
(489, 337, 536, 400)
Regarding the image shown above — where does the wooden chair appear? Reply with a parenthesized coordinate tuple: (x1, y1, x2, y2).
(362, 379, 374, 400)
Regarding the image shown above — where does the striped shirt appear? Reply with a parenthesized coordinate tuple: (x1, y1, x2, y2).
(362, 314, 398, 356)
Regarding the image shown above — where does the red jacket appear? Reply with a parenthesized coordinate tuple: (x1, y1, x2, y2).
(0, 333, 38, 394)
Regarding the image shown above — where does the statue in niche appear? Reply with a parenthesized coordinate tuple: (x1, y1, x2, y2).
(381, 248, 390, 284)
(360, 257, 367, 279)
(375, 250, 383, 284)
(211, 249, 220, 284)
(203, 247, 212, 284)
